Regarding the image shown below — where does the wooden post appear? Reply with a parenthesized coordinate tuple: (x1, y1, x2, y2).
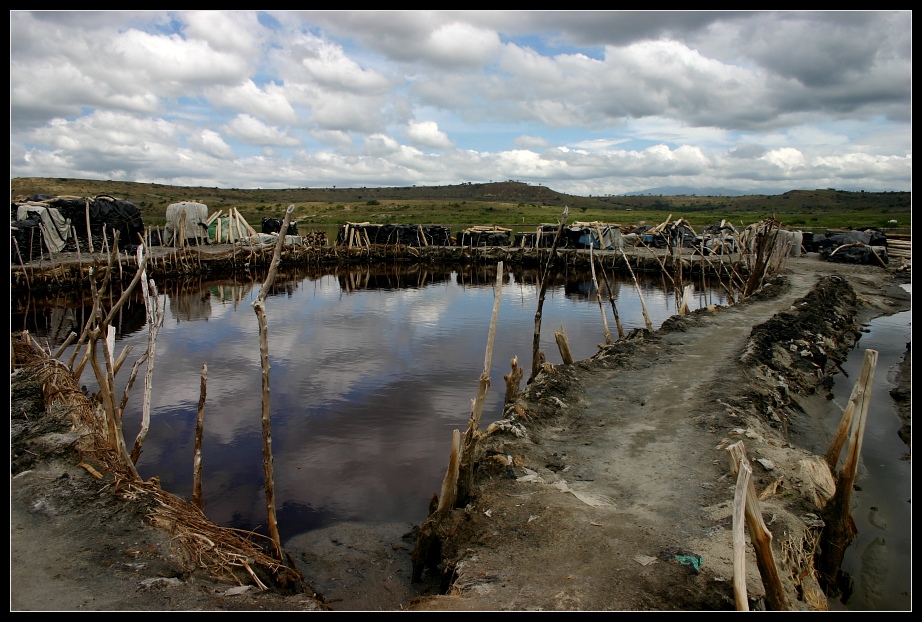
(679, 284, 693, 315)
(554, 326, 574, 365)
(73, 225, 82, 268)
(530, 206, 569, 383)
(824, 349, 878, 470)
(726, 441, 790, 610)
(590, 246, 613, 345)
(817, 349, 878, 592)
(192, 362, 207, 510)
(620, 248, 654, 331)
(85, 198, 94, 253)
(732, 461, 752, 611)
(503, 355, 523, 404)
(130, 265, 164, 464)
(251, 204, 295, 562)
(178, 210, 187, 249)
(412, 428, 461, 582)
(456, 262, 504, 507)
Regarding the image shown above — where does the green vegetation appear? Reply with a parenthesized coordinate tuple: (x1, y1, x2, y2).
(10, 178, 910, 233)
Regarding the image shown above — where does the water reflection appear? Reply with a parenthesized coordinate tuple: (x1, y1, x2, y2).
(15, 264, 728, 543)
(827, 299, 912, 612)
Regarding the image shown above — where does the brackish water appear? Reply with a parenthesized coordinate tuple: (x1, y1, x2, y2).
(12, 267, 909, 610)
(15, 263, 726, 539)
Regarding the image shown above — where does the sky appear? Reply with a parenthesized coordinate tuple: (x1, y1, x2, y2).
(9, 10, 912, 196)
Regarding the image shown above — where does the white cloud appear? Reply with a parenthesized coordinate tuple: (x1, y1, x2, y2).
(761, 147, 806, 171)
(190, 129, 236, 159)
(223, 114, 301, 147)
(8, 10, 911, 194)
(206, 80, 298, 125)
(405, 121, 454, 149)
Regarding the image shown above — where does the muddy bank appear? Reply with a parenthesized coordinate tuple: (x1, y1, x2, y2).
(405, 258, 910, 611)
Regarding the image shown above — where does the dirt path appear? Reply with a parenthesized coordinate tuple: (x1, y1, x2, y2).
(10, 255, 911, 611)
(405, 257, 910, 611)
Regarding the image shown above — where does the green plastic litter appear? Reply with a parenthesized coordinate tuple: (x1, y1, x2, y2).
(674, 554, 702, 572)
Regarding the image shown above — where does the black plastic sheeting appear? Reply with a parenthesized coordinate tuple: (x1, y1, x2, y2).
(261, 217, 299, 235)
(10, 212, 44, 264)
(801, 228, 889, 265)
(457, 230, 511, 246)
(25, 194, 145, 253)
(337, 224, 453, 246)
(803, 229, 888, 253)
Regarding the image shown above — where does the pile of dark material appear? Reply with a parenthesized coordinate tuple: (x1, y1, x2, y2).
(10, 206, 48, 263)
(634, 223, 697, 249)
(262, 217, 299, 236)
(336, 223, 453, 247)
(514, 224, 569, 248)
(23, 194, 145, 254)
(457, 228, 511, 247)
(804, 228, 889, 264)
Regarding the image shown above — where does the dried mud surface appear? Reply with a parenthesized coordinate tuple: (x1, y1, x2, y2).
(10, 255, 911, 611)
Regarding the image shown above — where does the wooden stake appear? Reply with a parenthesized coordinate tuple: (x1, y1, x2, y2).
(85, 198, 94, 253)
(457, 261, 504, 507)
(679, 284, 693, 315)
(554, 326, 574, 365)
(411, 428, 461, 582)
(503, 356, 523, 404)
(131, 266, 164, 464)
(620, 248, 654, 331)
(732, 461, 752, 611)
(726, 441, 790, 610)
(530, 206, 569, 383)
(73, 225, 82, 269)
(251, 204, 295, 562)
(589, 246, 613, 345)
(192, 362, 207, 510)
(597, 264, 625, 340)
(817, 349, 878, 592)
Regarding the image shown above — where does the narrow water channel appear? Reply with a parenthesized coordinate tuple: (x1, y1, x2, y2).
(826, 286, 912, 611)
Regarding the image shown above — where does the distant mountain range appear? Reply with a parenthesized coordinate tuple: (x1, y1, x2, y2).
(622, 186, 790, 197)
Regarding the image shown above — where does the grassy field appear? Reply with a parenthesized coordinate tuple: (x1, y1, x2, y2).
(11, 177, 911, 234)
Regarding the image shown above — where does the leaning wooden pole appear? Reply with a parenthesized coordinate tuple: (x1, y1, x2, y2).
(726, 441, 790, 610)
(529, 206, 569, 383)
(85, 197, 94, 253)
(620, 248, 654, 331)
(131, 251, 164, 464)
(411, 428, 461, 582)
(251, 203, 295, 562)
(732, 460, 753, 611)
(192, 362, 208, 510)
(590, 246, 613, 345)
(824, 349, 878, 471)
(817, 349, 878, 592)
(457, 261, 504, 507)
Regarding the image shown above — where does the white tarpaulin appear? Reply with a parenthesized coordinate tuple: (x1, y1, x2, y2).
(164, 201, 209, 245)
(15, 204, 71, 253)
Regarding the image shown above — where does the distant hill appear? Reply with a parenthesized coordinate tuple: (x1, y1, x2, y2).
(10, 178, 576, 207)
(10, 177, 911, 230)
(623, 186, 787, 197)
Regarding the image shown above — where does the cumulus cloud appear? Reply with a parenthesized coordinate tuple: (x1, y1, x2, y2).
(223, 114, 300, 147)
(405, 121, 454, 149)
(8, 10, 911, 193)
